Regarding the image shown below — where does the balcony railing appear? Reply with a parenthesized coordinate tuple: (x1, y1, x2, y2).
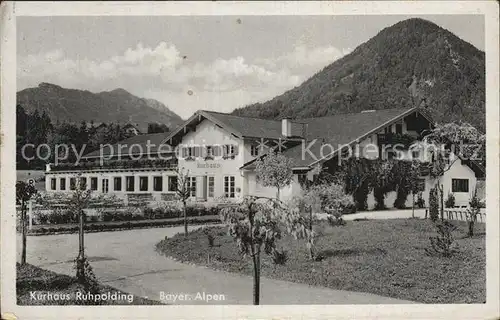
(50, 158, 178, 172)
(377, 133, 417, 148)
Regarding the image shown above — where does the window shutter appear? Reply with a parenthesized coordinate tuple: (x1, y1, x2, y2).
(182, 147, 187, 157)
(232, 144, 239, 156)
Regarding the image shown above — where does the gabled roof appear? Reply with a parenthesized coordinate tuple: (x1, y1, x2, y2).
(202, 111, 304, 139)
(162, 110, 304, 145)
(242, 107, 422, 169)
(82, 132, 172, 159)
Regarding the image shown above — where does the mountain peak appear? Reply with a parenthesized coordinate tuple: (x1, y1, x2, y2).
(17, 84, 184, 130)
(232, 18, 485, 132)
(38, 82, 63, 90)
(108, 88, 131, 95)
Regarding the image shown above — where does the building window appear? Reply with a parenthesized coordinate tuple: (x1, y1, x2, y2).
(205, 146, 214, 159)
(126, 176, 135, 192)
(114, 177, 122, 191)
(70, 178, 76, 190)
(412, 150, 420, 159)
(395, 123, 403, 134)
(250, 145, 259, 157)
(223, 145, 237, 159)
(224, 176, 235, 198)
(89, 177, 97, 191)
(208, 176, 215, 198)
(452, 179, 469, 193)
(102, 179, 109, 193)
(168, 176, 178, 192)
(139, 176, 148, 191)
(60, 178, 66, 191)
(188, 177, 197, 197)
(79, 177, 87, 189)
(298, 173, 308, 187)
(153, 176, 163, 192)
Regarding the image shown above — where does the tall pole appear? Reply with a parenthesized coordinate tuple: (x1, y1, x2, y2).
(28, 200, 33, 230)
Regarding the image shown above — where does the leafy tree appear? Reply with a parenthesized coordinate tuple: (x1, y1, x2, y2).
(16, 181, 37, 264)
(423, 121, 485, 220)
(147, 123, 170, 134)
(220, 196, 301, 305)
(255, 151, 294, 200)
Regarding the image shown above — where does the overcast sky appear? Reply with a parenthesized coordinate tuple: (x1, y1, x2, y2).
(17, 15, 484, 119)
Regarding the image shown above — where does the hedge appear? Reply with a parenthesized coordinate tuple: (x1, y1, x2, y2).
(28, 216, 222, 236)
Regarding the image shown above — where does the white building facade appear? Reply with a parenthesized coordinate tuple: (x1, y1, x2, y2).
(45, 107, 484, 209)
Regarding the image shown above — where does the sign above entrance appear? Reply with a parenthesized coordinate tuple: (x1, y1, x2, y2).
(197, 163, 221, 169)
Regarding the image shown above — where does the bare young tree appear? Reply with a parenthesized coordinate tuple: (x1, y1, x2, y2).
(173, 167, 193, 236)
(67, 173, 93, 284)
(16, 181, 37, 265)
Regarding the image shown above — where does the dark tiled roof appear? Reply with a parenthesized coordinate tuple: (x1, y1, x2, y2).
(202, 110, 304, 139)
(242, 107, 417, 169)
(82, 132, 173, 158)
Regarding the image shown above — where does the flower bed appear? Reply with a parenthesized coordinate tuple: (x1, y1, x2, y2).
(28, 215, 221, 236)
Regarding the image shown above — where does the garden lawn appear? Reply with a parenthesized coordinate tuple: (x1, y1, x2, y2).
(17, 263, 163, 305)
(156, 219, 485, 304)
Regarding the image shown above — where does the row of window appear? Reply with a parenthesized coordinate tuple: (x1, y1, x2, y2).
(50, 176, 178, 193)
(49, 175, 238, 198)
(180, 144, 263, 159)
(181, 145, 238, 159)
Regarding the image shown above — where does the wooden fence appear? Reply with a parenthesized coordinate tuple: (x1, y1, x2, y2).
(425, 208, 485, 222)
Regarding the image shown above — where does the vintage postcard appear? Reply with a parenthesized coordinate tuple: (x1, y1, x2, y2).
(1, 1, 499, 319)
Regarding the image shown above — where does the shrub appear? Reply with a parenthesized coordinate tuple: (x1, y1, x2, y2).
(415, 192, 425, 208)
(327, 214, 346, 227)
(203, 229, 215, 247)
(35, 211, 50, 225)
(394, 187, 409, 209)
(428, 186, 440, 222)
(373, 188, 387, 210)
(86, 215, 99, 223)
(47, 209, 75, 225)
(353, 183, 369, 210)
(100, 211, 115, 222)
(467, 190, 482, 237)
(425, 221, 458, 257)
(272, 248, 288, 265)
(445, 192, 456, 208)
(342, 203, 357, 215)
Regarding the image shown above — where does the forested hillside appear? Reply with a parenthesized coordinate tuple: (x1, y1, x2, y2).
(233, 18, 485, 132)
(17, 83, 183, 132)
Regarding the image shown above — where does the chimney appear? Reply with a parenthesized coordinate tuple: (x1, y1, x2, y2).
(282, 118, 292, 137)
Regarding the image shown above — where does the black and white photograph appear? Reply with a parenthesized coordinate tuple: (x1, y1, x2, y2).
(1, 1, 499, 319)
